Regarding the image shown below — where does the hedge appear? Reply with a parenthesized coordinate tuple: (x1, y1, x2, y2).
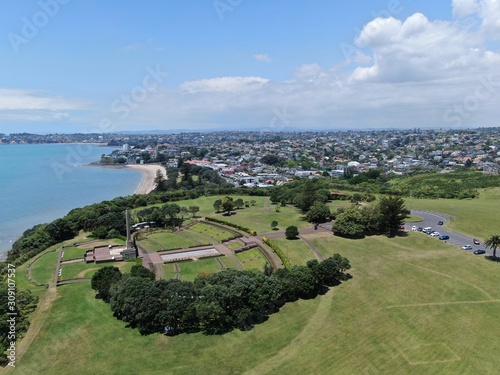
(262, 236, 291, 268)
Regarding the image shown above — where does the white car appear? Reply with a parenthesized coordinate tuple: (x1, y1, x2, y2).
(430, 232, 440, 237)
(411, 225, 417, 231)
(462, 245, 473, 250)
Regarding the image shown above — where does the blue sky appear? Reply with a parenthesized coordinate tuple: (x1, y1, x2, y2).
(1, 0, 499, 133)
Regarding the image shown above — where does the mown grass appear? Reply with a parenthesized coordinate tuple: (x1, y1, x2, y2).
(409, 187, 500, 240)
(272, 238, 318, 266)
(146, 231, 198, 249)
(60, 260, 136, 280)
(12, 229, 500, 375)
(189, 223, 235, 243)
(225, 240, 244, 251)
(175, 258, 221, 281)
(234, 248, 268, 271)
(62, 246, 89, 261)
(29, 251, 58, 285)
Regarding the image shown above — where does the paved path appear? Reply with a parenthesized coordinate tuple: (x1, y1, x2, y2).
(410, 210, 489, 255)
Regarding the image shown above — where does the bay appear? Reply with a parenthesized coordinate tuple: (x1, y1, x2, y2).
(0, 143, 142, 256)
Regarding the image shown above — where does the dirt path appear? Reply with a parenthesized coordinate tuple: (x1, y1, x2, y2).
(263, 197, 270, 211)
(299, 235, 325, 261)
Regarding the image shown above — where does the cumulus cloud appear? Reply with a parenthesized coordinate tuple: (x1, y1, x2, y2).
(0, 89, 87, 111)
(452, 0, 500, 38)
(180, 76, 269, 93)
(350, 12, 498, 83)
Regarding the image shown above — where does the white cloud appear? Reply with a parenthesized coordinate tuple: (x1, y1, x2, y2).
(254, 53, 273, 62)
(0, 89, 87, 111)
(350, 12, 498, 83)
(180, 76, 269, 93)
(452, 0, 480, 18)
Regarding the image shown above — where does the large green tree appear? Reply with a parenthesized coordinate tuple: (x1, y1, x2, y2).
(377, 196, 410, 236)
(91, 266, 123, 302)
(285, 225, 299, 239)
(221, 196, 235, 215)
(485, 233, 500, 258)
(305, 202, 331, 223)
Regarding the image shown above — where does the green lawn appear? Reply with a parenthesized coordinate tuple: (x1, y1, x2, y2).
(189, 223, 235, 243)
(60, 260, 136, 280)
(146, 231, 198, 249)
(273, 238, 318, 266)
(62, 247, 89, 261)
(8, 189, 500, 374)
(409, 187, 500, 240)
(234, 248, 268, 271)
(175, 258, 221, 281)
(29, 251, 58, 285)
(225, 240, 244, 251)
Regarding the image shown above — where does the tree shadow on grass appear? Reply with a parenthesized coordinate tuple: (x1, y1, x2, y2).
(485, 255, 500, 262)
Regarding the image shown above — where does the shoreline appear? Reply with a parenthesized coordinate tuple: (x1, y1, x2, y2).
(92, 163, 166, 194)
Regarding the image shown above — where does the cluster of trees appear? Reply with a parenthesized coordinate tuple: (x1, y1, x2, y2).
(134, 203, 200, 231)
(91, 256, 351, 335)
(213, 197, 255, 215)
(0, 285, 38, 365)
(270, 179, 333, 223)
(155, 163, 232, 192)
(332, 196, 410, 237)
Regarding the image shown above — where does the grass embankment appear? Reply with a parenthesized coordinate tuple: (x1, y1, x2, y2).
(272, 238, 318, 266)
(60, 260, 136, 281)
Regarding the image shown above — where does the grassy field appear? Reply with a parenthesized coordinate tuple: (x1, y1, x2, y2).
(408, 187, 500, 240)
(225, 240, 244, 251)
(273, 238, 318, 266)
(146, 231, 198, 249)
(62, 246, 89, 261)
(174, 258, 222, 281)
(29, 251, 58, 285)
(9, 229, 500, 374)
(189, 222, 235, 243)
(60, 260, 136, 280)
(234, 248, 268, 271)
(7, 189, 500, 374)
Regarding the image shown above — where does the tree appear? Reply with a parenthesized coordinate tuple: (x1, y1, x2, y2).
(285, 225, 299, 239)
(305, 202, 331, 223)
(307, 254, 351, 286)
(221, 196, 235, 215)
(271, 221, 278, 230)
(92, 225, 108, 239)
(377, 196, 410, 236)
(130, 265, 156, 280)
(250, 200, 256, 206)
(485, 233, 500, 258)
(188, 206, 200, 218)
(154, 169, 166, 191)
(45, 218, 75, 242)
(235, 198, 244, 209)
(331, 208, 365, 238)
(180, 206, 189, 219)
(213, 199, 222, 213)
(91, 266, 123, 302)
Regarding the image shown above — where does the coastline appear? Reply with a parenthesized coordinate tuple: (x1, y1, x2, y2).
(92, 163, 166, 194)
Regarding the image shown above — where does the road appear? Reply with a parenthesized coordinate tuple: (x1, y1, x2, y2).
(409, 210, 489, 256)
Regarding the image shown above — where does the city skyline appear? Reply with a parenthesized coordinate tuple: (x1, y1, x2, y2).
(1, 0, 500, 133)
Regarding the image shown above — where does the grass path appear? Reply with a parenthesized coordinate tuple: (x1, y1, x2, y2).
(245, 288, 333, 375)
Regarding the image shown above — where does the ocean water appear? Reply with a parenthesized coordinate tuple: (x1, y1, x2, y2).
(0, 143, 142, 256)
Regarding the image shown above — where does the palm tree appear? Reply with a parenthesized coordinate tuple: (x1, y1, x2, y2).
(485, 234, 500, 258)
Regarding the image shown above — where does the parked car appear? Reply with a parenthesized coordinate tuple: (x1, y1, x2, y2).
(473, 238, 480, 245)
(399, 224, 405, 230)
(417, 227, 423, 232)
(423, 227, 433, 234)
(473, 249, 486, 255)
(438, 220, 444, 225)
(411, 225, 417, 231)
(430, 232, 440, 237)
(462, 245, 473, 250)
(439, 235, 450, 240)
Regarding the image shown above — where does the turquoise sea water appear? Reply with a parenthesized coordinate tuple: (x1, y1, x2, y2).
(0, 143, 142, 256)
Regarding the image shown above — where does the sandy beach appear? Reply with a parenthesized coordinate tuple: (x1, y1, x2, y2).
(125, 164, 166, 194)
